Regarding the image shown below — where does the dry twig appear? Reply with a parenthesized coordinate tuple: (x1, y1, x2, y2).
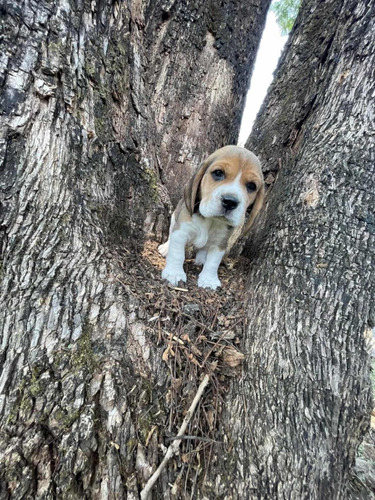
(140, 374, 210, 500)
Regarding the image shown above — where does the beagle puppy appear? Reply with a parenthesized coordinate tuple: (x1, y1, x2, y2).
(158, 145, 264, 290)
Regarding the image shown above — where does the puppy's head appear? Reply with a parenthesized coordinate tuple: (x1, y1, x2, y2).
(184, 145, 264, 232)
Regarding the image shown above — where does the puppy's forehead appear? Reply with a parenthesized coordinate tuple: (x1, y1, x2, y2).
(207, 146, 262, 177)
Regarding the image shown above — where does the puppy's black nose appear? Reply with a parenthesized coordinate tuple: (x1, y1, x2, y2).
(221, 196, 239, 211)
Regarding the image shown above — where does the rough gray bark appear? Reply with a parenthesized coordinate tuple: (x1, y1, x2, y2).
(0, 0, 271, 498)
(237, 0, 374, 497)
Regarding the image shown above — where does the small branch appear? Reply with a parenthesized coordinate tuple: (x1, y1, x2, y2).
(140, 374, 210, 500)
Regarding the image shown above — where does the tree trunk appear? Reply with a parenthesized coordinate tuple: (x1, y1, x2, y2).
(239, 0, 374, 497)
(0, 0, 271, 498)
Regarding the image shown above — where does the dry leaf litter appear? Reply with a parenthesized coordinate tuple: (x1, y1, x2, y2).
(117, 240, 250, 495)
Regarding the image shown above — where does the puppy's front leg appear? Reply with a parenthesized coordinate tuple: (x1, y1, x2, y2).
(162, 229, 188, 286)
(197, 246, 225, 290)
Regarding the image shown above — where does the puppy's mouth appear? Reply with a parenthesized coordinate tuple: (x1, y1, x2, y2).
(213, 214, 233, 223)
(200, 208, 235, 222)
(198, 199, 244, 226)
(209, 211, 240, 227)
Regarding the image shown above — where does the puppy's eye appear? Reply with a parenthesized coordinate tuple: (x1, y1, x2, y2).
(246, 182, 257, 192)
(211, 170, 225, 181)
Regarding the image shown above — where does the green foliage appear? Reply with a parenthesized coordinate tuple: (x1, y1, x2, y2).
(271, 0, 301, 35)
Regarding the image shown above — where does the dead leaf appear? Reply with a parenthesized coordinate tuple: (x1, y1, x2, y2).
(171, 378, 183, 390)
(162, 344, 175, 361)
(190, 345, 203, 356)
(221, 346, 245, 367)
(206, 410, 215, 430)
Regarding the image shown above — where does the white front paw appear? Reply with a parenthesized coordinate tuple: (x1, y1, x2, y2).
(195, 249, 207, 265)
(162, 266, 187, 286)
(198, 273, 221, 290)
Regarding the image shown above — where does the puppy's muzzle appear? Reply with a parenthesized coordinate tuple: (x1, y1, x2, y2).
(221, 195, 239, 212)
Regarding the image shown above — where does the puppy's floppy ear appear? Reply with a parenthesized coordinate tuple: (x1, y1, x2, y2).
(243, 182, 265, 237)
(184, 158, 211, 215)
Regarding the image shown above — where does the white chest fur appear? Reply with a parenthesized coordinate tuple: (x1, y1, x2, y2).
(184, 214, 230, 250)
(160, 214, 229, 289)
